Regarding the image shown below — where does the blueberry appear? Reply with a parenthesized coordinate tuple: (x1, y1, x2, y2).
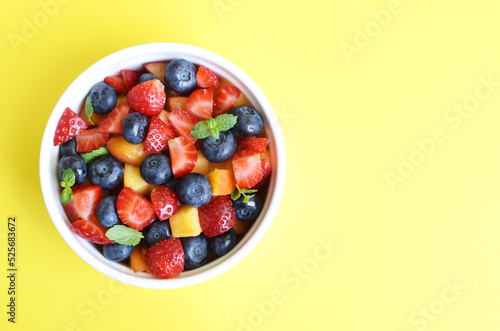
(209, 229, 237, 257)
(232, 195, 262, 222)
(103, 244, 134, 262)
(96, 195, 120, 228)
(181, 234, 209, 270)
(122, 112, 148, 144)
(165, 177, 180, 191)
(88, 155, 124, 190)
(177, 173, 212, 207)
(143, 219, 172, 247)
(229, 106, 264, 138)
(138, 73, 158, 84)
(140, 154, 172, 185)
(90, 82, 117, 114)
(164, 59, 197, 95)
(200, 131, 237, 163)
(58, 154, 87, 186)
(59, 138, 77, 159)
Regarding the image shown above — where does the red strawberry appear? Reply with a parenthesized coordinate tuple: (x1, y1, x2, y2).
(98, 104, 131, 134)
(144, 116, 175, 152)
(71, 216, 113, 245)
(167, 108, 201, 141)
(76, 128, 110, 153)
(53, 107, 88, 146)
(168, 136, 198, 178)
(237, 137, 269, 154)
(63, 185, 102, 222)
(116, 187, 156, 231)
(196, 65, 219, 89)
(121, 70, 142, 91)
(199, 196, 236, 237)
(151, 185, 181, 220)
(145, 238, 184, 279)
(213, 85, 241, 116)
(186, 88, 213, 120)
(127, 79, 166, 117)
(104, 75, 128, 94)
(232, 150, 264, 189)
(253, 157, 271, 189)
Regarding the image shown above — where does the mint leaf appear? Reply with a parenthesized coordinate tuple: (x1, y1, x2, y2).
(61, 187, 73, 205)
(106, 225, 143, 246)
(85, 94, 95, 125)
(81, 147, 109, 163)
(62, 168, 76, 186)
(231, 184, 258, 203)
(243, 194, 254, 203)
(190, 114, 238, 140)
(231, 190, 241, 201)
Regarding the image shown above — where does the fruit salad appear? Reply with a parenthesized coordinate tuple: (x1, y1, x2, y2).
(52, 59, 271, 279)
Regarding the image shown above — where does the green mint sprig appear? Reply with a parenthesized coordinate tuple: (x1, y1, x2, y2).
(106, 225, 144, 246)
(190, 114, 237, 140)
(231, 185, 258, 203)
(81, 147, 109, 163)
(60, 168, 75, 205)
(85, 94, 95, 125)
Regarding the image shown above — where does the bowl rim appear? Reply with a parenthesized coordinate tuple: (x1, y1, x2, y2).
(39, 42, 286, 289)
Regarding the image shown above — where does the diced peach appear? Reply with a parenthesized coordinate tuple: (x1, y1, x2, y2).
(206, 168, 236, 196)
(130, 245, 151, 273)
(124, 163, 153, 196)
(158, 110, 170, 126)
(209, 158, 233, 172)
(106, 136, 152, 167)
(233, 220, 252, 235)
(116, 95, 128, 106)
(191, 150, 210, 176)
(169, 205, 202, 237)
(78, 102, 106, 126)
(166, 96, 188, 112)
(144, 61, 169, 84)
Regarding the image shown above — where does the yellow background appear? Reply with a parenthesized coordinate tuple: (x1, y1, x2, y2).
(1, 0, 500, 330)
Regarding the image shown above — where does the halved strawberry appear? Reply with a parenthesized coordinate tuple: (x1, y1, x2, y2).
(122, 70, 142, 91)
(199, 196, 236, 237)
(76, 128, 110, 153)
(53, 107, 88, 146)
(232, 150, 264, 189)
(144, 116, 175, 152)
(167, 108, 201, 141)
(145, 238, 184, 279)
(98, 104, 131, 134)
(104, 75, 128, 94)
(168, 136, 198, 178)
(151, 185, 181, 220)
(196, 65, 219, 89)
(237, 137, 269, 154)
(186, 89, 213, 120)
(117, 187, 156, 231)
(71, 216, 113, 245)
(213, 85, 241, 116)
(63, 185, 102, 222)
(143, 61, 169, 84)
(253, 157, 271, 189)
(127, 79, 166, 117)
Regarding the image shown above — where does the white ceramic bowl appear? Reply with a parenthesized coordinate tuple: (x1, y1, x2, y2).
(39, 43, 286, 289)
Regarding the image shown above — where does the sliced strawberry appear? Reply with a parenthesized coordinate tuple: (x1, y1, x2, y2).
(144, 116, 175, 152)
(104, 75, 128, 94)
(71, 216, 113, 245)
(196, 65, 219, 89)
(53, 107, 88, 146)
(253, 157, 271, 189)
(76, 128, 110, 153)
(121, 70, 142, 91)
(186, 88, 213, 120)
(167, 108, 201, 141)
(63, 185, 102, 222)
(237, 137, 269, 154)
(151, 185, 181, 220)
(199, 196, 236, 237)
(117, 187, 156, 231)
(145, 238, 184, 279)
(143, 61, 169, 84)
(127, 79, 166, 117)
(98, 104, 131, 134)
(168, 136, 198, 178)
(213, 85, 241, 116)
(232, 150, 264, 189)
